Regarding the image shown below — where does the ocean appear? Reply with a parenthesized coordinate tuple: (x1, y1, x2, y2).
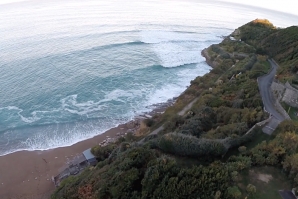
(0, 0, 297, 156)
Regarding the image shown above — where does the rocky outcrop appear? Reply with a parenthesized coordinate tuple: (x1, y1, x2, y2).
(201, 48, 218, 68)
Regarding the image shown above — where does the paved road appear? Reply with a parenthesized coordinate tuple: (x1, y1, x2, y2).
(258, 59, 286, 134)
(141, 59, 285, 138)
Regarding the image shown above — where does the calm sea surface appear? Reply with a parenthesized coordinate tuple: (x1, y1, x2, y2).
(0, 0, 297, 155)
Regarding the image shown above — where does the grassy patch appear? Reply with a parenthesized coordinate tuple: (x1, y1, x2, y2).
(243, 129, 272, 151)
(257, 60, 270, 72)
(223, 128, 271, 160)
(239, 166, 292, 199)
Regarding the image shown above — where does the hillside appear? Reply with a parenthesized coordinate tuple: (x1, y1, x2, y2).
(51, 20, 298, 199)
(237, 19, 298, 84)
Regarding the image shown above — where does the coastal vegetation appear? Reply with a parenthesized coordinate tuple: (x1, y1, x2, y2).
(51, 20, 298, 199)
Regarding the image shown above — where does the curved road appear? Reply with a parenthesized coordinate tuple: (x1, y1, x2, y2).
(141, 59, 286, 138)
(258, 59, 286, 134)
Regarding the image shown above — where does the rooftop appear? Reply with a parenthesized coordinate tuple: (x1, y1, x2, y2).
(83, 148, 96, 161)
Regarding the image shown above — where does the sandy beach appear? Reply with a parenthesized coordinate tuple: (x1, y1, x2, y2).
(0, 123, 129, 199)
(0, 101, 171, 199)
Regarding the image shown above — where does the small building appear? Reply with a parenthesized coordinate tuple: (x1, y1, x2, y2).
(52, 148, 98, 187)
(83, 148, 97, 166)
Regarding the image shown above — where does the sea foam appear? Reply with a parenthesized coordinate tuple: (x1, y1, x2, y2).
(1, 0, 296, 156)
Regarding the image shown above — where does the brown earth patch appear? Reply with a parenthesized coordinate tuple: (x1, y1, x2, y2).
(249, 169, 273, 183)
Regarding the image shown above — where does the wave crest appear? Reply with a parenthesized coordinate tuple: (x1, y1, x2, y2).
(139, 30, 213, 68)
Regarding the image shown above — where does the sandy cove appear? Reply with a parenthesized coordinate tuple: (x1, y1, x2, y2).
(0, 101, 172, 199)
(0, 122, 132, 199)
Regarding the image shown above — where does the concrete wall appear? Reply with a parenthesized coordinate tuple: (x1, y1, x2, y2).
(244, 115, 272, 135)
(283, 82, 298, 108)
(270, 81, 291, 119)
(274, 92, 291, 120)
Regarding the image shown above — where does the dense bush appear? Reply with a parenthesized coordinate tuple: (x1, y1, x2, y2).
(256, 47, 267, 55)
(91, 144, 117, 161)
(141, 159, 231, 199)
(178, 106, 216, 137)
(155, 133, 228, 157)
(52, 146, 233, 199)
(144, 118, 155, 127)
(163, 115, 185, 133)
(244, 55, 257, 70)
(204, 122, 248, 139)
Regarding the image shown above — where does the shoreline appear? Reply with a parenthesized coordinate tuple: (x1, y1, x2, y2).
(0, 99, 175, 157)
(0, 119, 137, 157)
(0, 99, 174, 198)
(201, 47, 218, 68)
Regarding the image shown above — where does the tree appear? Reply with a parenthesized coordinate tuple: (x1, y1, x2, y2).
(91, 144, 116, 161)
(283, 154, 298, 180)
(156, 133, 228, 157)
(246, 184, 256, 195)
(214, 190, 221, 199)
(231, 171, 238, 182)
(281, 132, 298, 153)
(227, 186, 242, 199)
(238, 146, 247, 154)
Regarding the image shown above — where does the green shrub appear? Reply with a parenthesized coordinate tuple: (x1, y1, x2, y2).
(163, 115, 185, 133)
(156, 133, 228, 157)
(144, 118, 155, 127)
(91, 144, 117, 161)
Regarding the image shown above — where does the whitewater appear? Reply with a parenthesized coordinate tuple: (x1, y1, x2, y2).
(0, 0, 297, 156)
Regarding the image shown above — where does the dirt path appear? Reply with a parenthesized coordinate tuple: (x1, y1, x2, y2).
(178, 97, 199, 116)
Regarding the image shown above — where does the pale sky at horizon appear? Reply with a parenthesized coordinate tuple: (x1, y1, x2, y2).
(221, 0, 297, 16)
(0, 0, 297, 16)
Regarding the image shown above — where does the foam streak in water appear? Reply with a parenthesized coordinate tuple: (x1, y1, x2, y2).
(1, 0, 296, 156)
